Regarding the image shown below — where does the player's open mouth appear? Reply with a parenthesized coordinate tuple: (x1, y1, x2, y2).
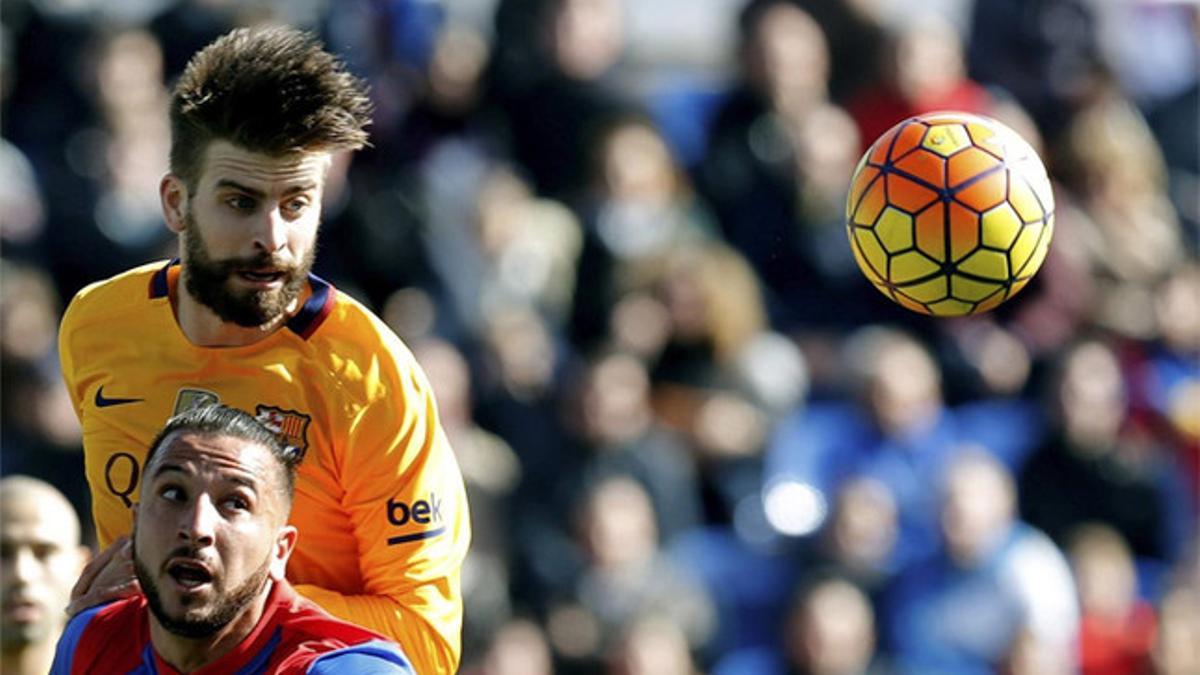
(167, 560, 214, 589)
(237, 270, 285, 284)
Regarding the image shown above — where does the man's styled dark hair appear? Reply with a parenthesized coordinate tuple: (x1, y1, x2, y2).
(169, 25, 372, 188)
(144, 404, 303, 503)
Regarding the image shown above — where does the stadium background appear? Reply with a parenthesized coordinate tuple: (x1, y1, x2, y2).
(1, 0, 1197, 672)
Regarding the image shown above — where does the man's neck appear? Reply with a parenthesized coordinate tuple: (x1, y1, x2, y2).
(174, 281, 296, 348)
(149, 585, 273, 673)
(2, 640, 56, 675)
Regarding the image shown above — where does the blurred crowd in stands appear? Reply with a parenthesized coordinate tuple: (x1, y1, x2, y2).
(2, 0, 1197, 673)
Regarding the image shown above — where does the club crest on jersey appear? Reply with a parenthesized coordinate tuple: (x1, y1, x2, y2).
(255, 405, 312, 459)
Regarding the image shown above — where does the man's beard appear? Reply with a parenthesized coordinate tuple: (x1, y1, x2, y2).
(134, 545, 272, 640)
(181, 210, 314, 328)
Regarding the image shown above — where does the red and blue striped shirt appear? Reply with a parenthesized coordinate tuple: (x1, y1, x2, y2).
(51, 580, 414, 674)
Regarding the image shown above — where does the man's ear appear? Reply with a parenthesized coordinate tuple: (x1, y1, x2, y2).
(269, 525, 298, 581)
(160, 174, 189, 234)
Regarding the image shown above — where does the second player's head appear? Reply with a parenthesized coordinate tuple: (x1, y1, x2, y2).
(160, 26, 372, 329)
(132, 404, 302, 641)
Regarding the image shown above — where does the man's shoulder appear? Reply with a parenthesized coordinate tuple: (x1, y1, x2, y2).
(62, 260, 169, 329)
(271, 587, 414, 673)
(55, 597, 148, 672)
(306, 283, 419, 373)
(71, 594, 146, 637)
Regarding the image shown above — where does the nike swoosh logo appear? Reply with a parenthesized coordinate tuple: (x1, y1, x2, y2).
(94, 386, 144, 408)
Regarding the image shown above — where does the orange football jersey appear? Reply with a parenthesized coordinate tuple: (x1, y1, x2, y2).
(59, 260, 470, 674)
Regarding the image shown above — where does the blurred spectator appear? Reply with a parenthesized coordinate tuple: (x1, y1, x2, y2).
(701, 1, 882, 329)
(763, 325, 1039, 563)
(0, 260, 87, 523)
(700, 0, 824, 287)
(425, 164, 583, 335)
(713, 574, 886, 675)
(0, 259, 60, 367)
(570, 112, 718, 348)
(882, 449, 1078, 674)
(472, 303, 576, 611)
(1145, 5, 1199, 250)
(847, 12, 992, 153)
(466, 617, 554, 675)
(547, 474, 715, 667)
(1121, 263, 1200, 504)
(784, 576, 885, 675)
(1018, 338, 1194, 564)
(1152, 540, 1200, 675)
(648, 242, 795, 521)
(1055, 89, 1187, 340)
(607, 613, 699, 675)
(807, 477, 901, 597)
(1, 475, 90, 675)
(0, 139, 45, 249)
(489, 0, 634, 201)
(567, 349, 703, 543)
(1069, 523, 1157, 675)
(966, 0, 1106, 141)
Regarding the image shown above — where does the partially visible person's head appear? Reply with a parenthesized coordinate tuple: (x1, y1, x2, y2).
(412, 337, 474, 427)
(482, 618, 553, 675)
(784, 576, 876, 675)
(162, 27, 371, 330)
(827, 476, 898, 573)
(1154, 550, 1200, 675)
(608, 614, 694, 675)
(0, 477, 88, 668)
(940, 448, 1016, 565)
(579, 475, 658, 570)
(844, 325, 943, 436)
(889, 12, 968, 105)
(1054, 339, 1126, 449)
(132, 404, 300, 640)
(594, 115, 681, 206)
(544, 0, 624, 81)
(741, 0, 829, 116)
(1068, 523, 1139, 620)
(578, 350, 653, 445)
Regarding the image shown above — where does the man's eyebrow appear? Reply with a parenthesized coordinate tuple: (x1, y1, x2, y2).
(226, 474, 260, 492)
(214, 179, 266, 199)
(149, 462, 190, 480)
(214, 179, 318, 198)
(149, 462, 260, 492)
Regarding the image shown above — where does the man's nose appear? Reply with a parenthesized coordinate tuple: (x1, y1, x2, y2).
(179, 494, 218, 546)
(252, 207, 288, 254)
(7, 547, 43, 584)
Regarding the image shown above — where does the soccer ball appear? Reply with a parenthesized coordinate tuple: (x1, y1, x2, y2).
(845, 111, 1054, 316)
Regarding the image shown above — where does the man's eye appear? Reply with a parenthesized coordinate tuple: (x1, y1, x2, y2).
(161, 486, 184, 502)
(226, 195, 256, 211)
(282, 198, 309, 217)
(224, 496, 250, 511)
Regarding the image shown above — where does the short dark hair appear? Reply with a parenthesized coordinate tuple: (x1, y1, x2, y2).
(169, 25, 372, 188)
(144, 404, 303, 505)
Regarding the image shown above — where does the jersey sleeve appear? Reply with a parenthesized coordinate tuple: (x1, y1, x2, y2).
(295, 338, 470, 675)
(304, 640, 416, 675)
(50, 603, 107, 675)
